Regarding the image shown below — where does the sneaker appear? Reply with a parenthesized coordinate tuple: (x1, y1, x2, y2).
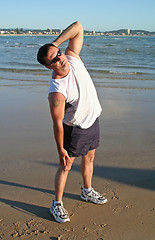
(81, 188, 107, 204)
(50, 201, 70, 223)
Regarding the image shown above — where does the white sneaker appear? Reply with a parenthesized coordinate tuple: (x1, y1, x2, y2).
(50, 201, 70, 223)
(81, 188, 107, 204)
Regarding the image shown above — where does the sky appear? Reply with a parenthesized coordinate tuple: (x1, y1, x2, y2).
(1, 0, 155, 31)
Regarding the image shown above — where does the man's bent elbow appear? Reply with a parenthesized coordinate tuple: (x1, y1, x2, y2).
(75, 21, 83, 32)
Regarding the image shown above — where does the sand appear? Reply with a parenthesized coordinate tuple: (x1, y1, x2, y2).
(0, 85, 155, 240)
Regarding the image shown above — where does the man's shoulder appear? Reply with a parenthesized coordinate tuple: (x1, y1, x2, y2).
(65, 48, 82, 61)
(66, 54, 83, 68)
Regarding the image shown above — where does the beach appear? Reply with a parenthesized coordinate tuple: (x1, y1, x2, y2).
(0, 83, 155, 240)
(0, 35, 155, 239)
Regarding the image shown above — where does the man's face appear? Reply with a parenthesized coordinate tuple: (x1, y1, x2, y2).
(45, 46, 69, 71)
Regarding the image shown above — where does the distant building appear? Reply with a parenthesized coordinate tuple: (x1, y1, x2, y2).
(92, 30, 96, 35)
(47, 28, 52, 34)
(127, 29, 131, 35)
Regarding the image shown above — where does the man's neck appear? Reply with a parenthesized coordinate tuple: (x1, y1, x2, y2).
(53, 65, 70, 79)
(53, 69, 69, 79)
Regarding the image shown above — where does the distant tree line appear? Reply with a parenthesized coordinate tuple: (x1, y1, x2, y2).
(16, 28, 24, 34)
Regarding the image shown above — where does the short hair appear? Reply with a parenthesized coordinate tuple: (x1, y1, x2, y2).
(37, 43, 56, 65)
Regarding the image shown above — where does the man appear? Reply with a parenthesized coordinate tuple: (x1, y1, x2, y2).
(37, 21, 107, 223)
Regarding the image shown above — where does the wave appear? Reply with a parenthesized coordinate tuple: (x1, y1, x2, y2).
(0, 77, 49, 83)
(0, 83, 48, 87)
(8, 62, 40, 67)
(94, 83, 155, 91)
(1, 66, 154, 79)
(0, 67, 49, 74)
(116, 65, 155, 71)
(88, 68, 154, 76)
(92, 76, 155, 81)
(4, 43, 41, 48)
(124, 48, 139, 53)
(5, 44, 21, 48)
(105, 44, 114, 47)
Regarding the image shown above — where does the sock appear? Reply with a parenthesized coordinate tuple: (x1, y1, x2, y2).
(53, 200, 61, 206)
(83, 187, 92, 193)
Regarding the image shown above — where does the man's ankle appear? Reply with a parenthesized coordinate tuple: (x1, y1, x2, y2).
(83, 187, 92, 193)
(53, 200, 62, 206)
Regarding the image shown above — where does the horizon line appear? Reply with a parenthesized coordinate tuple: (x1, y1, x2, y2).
(0, 27, 155, 33)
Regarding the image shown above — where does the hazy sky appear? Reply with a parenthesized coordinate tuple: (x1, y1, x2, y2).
(1, 0, 155, 31)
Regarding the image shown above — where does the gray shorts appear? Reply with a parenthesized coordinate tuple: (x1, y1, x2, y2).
(63, 118, 100, 157)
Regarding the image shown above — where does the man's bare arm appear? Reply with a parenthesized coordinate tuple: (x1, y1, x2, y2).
(52, 21, 83, 59)
(48, 92, 70, 166)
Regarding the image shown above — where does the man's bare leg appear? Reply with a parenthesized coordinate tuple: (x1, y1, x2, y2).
(80, 149, 107, 204)
(55, 157, 75, 201)
(80, 149, 95, 188)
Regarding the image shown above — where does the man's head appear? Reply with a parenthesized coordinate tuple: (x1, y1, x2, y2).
(37, 43, 69, 74)
(37, 43, 56, 66)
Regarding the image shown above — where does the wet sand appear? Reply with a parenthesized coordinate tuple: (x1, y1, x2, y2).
(0, 85, 155, 240)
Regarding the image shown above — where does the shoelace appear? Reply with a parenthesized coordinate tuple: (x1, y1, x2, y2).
(90, 188, 103, 198)
(55, 203, 68, 216)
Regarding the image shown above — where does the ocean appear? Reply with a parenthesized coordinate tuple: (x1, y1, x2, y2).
(0, 35, 155, 91)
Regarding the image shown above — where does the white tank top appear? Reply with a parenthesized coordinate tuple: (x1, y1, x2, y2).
(48, 55, 102, 129)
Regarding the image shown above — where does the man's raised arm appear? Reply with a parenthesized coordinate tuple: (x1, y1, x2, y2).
(52, 21, 83, 59)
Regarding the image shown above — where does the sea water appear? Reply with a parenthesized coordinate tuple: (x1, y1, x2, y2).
(0, 35, 155, 91)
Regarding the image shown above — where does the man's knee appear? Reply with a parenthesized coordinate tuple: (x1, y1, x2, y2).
(82, 150, 95, 163)
(87, 155, 95, 163)
(60, 157, 74, 171)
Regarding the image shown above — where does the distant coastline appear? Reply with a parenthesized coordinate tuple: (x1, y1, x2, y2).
(1, 33, 155, 37)
(0, 28, 155, 37)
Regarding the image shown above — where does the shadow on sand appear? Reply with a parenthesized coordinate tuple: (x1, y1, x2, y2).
(32, 161, 155, 191)
(0, 197, 54, 221)
(0, 161, 154, 220)
(0, 179, 80, 220)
